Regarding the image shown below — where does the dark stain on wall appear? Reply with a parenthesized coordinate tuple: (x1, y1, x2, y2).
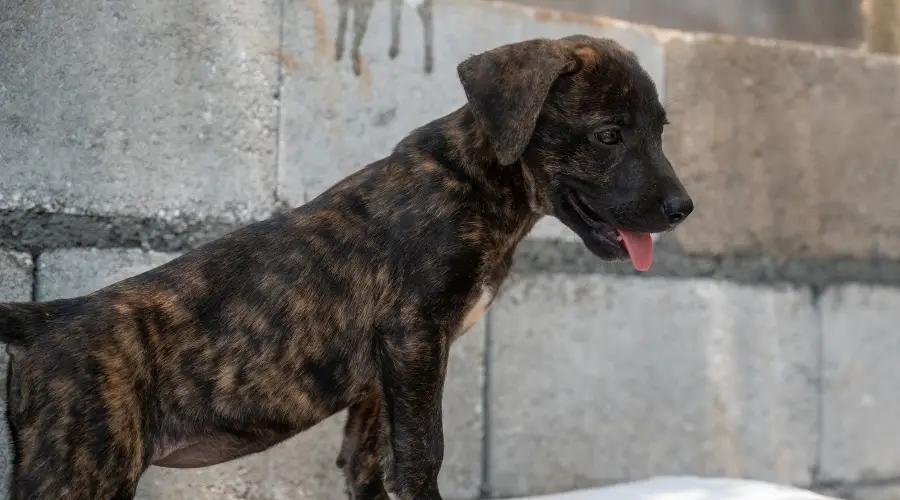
(335, 0, 434, 75)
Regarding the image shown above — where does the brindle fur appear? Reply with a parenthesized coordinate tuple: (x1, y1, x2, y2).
(0, 35, 692, 500)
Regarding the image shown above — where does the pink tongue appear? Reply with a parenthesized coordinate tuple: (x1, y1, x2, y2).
(616, 230, 653, 272)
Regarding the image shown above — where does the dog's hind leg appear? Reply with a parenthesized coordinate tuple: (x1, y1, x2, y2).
(337, 389, 390, 500)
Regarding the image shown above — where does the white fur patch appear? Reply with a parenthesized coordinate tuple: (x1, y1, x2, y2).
(461, 287, 492, 334)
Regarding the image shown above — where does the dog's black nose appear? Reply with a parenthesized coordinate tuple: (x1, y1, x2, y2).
(661, 195, 694, 226)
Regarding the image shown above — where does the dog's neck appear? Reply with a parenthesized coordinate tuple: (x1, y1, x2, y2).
(396, 106, 542, 239)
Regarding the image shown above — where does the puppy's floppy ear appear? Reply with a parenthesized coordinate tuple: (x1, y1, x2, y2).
(457, 38, 579, 166)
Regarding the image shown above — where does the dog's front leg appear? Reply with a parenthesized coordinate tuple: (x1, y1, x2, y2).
(378, 325, 448, 500)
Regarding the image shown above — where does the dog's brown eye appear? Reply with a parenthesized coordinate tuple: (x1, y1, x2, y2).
(594, 129, 622, 146)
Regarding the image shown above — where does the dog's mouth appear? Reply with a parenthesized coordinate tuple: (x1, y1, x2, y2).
(562, 189, 654, 272)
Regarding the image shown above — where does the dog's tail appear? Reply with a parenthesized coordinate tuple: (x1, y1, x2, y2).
(0, 303, 48, 346)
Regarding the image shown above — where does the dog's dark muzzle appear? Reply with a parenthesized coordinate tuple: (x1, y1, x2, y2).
(555, 177, 693, 272)
(660, 191, 693, 228)
(556, 188, 631, 262)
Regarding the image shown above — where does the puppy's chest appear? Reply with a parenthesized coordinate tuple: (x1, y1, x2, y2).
(456, 286, 492, 339)
(452, 255, 512, 341)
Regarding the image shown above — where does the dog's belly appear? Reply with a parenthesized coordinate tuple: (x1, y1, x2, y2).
(151, 433, 291, 468)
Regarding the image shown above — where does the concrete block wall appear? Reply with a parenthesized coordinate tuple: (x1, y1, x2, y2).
(496, 0, 866, 49)
(3, 0, 900, 498)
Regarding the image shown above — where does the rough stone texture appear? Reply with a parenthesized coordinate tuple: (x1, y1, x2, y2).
(278, 0, 664, 243)
(0, 0, 279, 223)
(496, 0, 864, 48)
(36, 248, 179, 300)
(820, 285, 900, 483)
(510, 238, 900, 289)
(663, 33, 900, 261)
(0, 252, 33, 304)
(0, 210, 247, 255)
(0, 251, 33, 500)
(488, 274, 818, 497)
(32, 248, 484, 499)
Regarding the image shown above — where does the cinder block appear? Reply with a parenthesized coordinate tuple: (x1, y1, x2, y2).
(497, 0, 863, 48)
(820, 285, 900, 483)
(0, 251, 33, 303)
(34, 248, 484, 498)
(36, 248, 179, 300)
(278, 0, 664, 243)
(1, 0, 279, 223)
(438, 320, 486, 500)
(488, 274, 818, 497)
(663, 33, 900, 260)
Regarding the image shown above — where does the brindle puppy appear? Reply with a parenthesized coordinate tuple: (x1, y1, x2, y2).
(0, 35, 692, 500)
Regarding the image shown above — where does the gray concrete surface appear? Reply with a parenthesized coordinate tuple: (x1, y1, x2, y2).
(496, 0, 863, 48)
(279, 0, 663, 243)
(488, 274, 818, 497)
(36, 248, 179, 300)
(511, 238, 900, 289)
(663, 33, 900, 261)
(29, 248, 484, 499)
(0, 0, 280, 223)
(820, 285, 900, 483)
(0, 253, 32, 304)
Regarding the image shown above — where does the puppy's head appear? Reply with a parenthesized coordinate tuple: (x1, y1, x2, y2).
(458, 35, 693, 271)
